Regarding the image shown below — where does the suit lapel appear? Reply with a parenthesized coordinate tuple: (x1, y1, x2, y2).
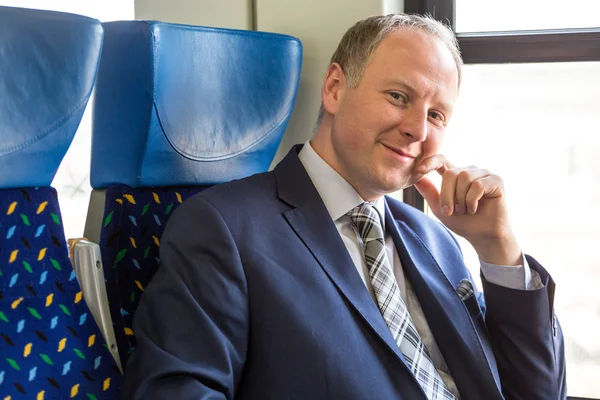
(274, 147, 406, 360)
(283, 207, 409, 359)
(384, 203, 503, 400)
(274, 146, 427, 390)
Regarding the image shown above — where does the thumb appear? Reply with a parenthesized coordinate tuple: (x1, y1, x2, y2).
(413, 177, 441, 216)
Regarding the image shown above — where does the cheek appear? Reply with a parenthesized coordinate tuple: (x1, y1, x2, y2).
(331, 119, 365, 163)
(338, 121, 369, 152)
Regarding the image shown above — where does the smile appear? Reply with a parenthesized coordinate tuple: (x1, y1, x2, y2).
(381, 143, 416, 163)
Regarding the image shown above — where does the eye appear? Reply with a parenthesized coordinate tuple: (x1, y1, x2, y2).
(428, 111, 444, 121)
(389, 91, 407, 102)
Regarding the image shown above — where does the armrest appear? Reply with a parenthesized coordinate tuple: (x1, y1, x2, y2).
(71, 239, 123, 373)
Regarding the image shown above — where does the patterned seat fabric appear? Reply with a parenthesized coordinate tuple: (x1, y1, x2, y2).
(99, 185, 206, 363)
(0, 188, 120, 399)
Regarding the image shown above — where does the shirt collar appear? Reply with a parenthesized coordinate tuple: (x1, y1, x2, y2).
(298, 141, 386, 228)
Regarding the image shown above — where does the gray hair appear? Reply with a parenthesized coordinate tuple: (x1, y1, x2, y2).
(316, 13, 462, 127)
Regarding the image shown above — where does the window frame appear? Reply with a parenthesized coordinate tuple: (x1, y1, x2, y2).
(402, 2, 600, 399)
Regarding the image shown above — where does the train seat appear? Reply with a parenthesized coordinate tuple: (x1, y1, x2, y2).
(84, 20, 302, 367)
(0, 6, 121, 399)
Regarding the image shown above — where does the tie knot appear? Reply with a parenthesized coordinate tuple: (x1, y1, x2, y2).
(347, 202, 384, 244)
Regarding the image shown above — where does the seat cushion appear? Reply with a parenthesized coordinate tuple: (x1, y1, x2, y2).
(100, 184, 206, 364)
(0, 187, 121, 398)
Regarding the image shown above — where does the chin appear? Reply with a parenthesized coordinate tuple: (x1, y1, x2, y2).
(385, 174, 413, 190)
(367, 169, 412, 196)
(375, 179, 410, 195)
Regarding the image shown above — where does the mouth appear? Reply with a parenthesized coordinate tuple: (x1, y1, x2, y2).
(381, 143, 416, 162)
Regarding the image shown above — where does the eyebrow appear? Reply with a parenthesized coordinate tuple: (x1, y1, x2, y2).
(384, 79, 454, 114)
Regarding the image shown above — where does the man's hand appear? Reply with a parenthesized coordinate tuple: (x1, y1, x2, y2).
(414, 154, 522, 266)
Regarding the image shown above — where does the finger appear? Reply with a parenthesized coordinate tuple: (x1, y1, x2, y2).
(417, 154, 456, 176)
(440, 169, 459, 216)
(464, 175, 503, 214)
(455, 168, 490, 215)
(413, 177, 442, 218)
(417, 154, 444, 175)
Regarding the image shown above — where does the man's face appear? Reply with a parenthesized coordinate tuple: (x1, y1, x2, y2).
(320, 29, 459, 200)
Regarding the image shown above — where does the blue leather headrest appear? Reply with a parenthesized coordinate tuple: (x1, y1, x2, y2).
(0, 6, 103, 188)
(91, 21, 302, 188)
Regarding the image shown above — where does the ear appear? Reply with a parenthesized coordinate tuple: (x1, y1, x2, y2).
(321, 63, 347, 116)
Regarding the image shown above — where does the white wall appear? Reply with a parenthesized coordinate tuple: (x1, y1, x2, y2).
(383, 0, 405, 15)
(135, 0, 252, 29)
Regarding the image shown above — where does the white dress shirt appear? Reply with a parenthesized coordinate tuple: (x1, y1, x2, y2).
(298, 141, 541, 398)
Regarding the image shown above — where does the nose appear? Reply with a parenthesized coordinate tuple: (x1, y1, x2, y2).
(400, 109, 428, 142)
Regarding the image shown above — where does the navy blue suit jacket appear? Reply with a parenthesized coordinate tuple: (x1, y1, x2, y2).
(122, 146, 566, 399)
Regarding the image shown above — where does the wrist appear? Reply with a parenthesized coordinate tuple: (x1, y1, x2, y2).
(471, 233, 522, 266)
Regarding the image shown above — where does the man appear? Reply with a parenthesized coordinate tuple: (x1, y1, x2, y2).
(122, 14, 566, 400)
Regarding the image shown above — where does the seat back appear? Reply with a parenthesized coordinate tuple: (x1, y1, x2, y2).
(88, 21, 302, 365)
(0, 6, 121, 398)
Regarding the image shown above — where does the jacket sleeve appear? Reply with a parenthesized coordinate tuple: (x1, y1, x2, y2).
(480, 255, 567, 400)
(121, 195, 249, 400)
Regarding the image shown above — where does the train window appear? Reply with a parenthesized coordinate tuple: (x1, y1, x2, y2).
(405, 1, 600, 398)
(424, 61, 600, 398)
(0, 0, 133, 30)
(0, 0, 134, 238)
(456, 0, 600, 33)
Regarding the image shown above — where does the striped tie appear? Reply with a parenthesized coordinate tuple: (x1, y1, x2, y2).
(348, 202, 456, 400)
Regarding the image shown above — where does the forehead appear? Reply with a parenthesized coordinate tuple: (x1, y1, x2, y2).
(363, 28, 459, 95)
